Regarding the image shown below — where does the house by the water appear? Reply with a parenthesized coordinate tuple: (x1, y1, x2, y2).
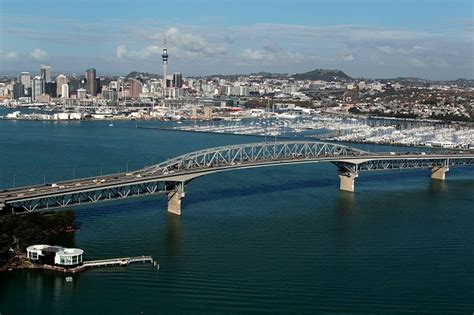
(26, 245, 84, 266)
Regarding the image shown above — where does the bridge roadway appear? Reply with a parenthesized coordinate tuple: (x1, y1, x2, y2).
(1, 141, 473, 215)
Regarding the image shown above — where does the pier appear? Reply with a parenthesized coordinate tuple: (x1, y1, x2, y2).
(68, 255, 158, 273)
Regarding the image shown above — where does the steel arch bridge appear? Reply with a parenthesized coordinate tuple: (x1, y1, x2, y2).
(1, 141, 473, 215)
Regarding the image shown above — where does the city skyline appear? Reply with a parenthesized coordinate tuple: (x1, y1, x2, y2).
(0, 0, 473, 80)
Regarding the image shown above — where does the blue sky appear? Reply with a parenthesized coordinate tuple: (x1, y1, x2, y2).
(1, 0, 473, 79)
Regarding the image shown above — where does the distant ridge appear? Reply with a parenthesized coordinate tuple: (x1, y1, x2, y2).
(292, 69, 352, 81)
(125, 71, 161, 79)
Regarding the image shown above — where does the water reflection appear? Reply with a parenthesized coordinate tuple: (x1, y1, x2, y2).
(164, 214, 183, 257)
(334, 191, 356, 240)
(429, 179, 447, 193)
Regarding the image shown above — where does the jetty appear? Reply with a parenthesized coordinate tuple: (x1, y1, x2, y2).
(68, 255, 159, 273)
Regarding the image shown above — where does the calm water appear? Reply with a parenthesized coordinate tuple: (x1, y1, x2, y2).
(0, 118, 473, 314)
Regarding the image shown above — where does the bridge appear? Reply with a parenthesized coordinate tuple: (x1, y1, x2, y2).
(1, 141, 473, 215)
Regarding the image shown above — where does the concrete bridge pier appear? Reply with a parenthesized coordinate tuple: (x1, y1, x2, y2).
(339, 172, 358, 192)
(431, 166, 449, 180)
(167, 182, 185, 216)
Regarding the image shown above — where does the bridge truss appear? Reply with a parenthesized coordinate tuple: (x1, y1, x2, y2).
(146, 141, 368, 175)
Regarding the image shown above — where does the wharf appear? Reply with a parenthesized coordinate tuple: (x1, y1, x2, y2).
(69, 255, 159, 273)
(15, 255, 159, 274)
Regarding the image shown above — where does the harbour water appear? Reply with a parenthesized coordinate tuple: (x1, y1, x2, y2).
(0, 117, 473, 313)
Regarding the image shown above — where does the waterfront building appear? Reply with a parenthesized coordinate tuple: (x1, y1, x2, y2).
(27, 244, 84, 266)
(56, 74, 68, 96)
(85, 68, 97, 96)
(40, 65, 51, 82)
(61, 84, 69, 99)
(204, 106, 213, 119)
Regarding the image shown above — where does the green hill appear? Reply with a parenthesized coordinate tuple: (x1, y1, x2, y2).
(293, 69, 352, 81)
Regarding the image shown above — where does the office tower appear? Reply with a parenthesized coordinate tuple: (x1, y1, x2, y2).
(31, 76, 44, 101)
(45, 82, 57, 97)
(40, 65, 51, 82)
(172, 72, 183, 88)
(85, 68, 97, 96)
(12, 82, 24, 99)
(56, 74, 68, 96)
(20, 72, 31, 96)
(61, 84, 69, 99)
(96, 77, 101, 94)
(130, 78, 142, 98)
(20, 72, 31, 89)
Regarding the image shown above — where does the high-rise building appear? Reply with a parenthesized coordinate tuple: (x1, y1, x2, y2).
(31, 76, 44, 101)
(172, 72, 183, 88)
(56, 74, 68, 97)
(20, 72, 31, 89)
(19, 72, 31, 96)
(40, 65, 51, 82)
(45, 82, 57, 97)
(130, 78, 142, 98)
(85, 68, 97, 96)
(12, 82, 24, 100)
(61, 84, 69, 99)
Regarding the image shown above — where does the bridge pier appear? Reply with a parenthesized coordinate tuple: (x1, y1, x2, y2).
(339, 172, 358, 192)
(167, 182, 185, 216)
(431, 166, 449, 180)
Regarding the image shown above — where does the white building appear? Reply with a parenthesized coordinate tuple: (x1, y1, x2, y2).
(61, 84, 69, 99)
(27, 244, 84, 266)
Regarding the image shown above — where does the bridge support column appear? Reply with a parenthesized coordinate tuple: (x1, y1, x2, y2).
(431, 166, 449, 180)
(339, 172, 358, 192)
(167, 182, 185, 216)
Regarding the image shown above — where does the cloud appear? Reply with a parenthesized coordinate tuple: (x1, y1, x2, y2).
(164, 27, 228, 57)
(242, 48, 270, 61)
(407, 57, 425, 67)
(31, 48, 48, 61)
(342, 53, 354, 61)
(115, 44, 161, 60)
(241, 40, 302, 64)
(376, 45, 409, 55)
(0, 51, 19, 61)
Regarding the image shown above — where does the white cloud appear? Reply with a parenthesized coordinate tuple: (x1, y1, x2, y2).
(31, 48, 48, 61)
(241, 40, 302, 64)
(342, 53, 354, 61)
(115, 44, 161, 60)
(164, 27, 228, 57)
(242, 48, 270, 61)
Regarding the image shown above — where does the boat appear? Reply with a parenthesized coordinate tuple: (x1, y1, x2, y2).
(65, 277, 73, 282)
(109, 121, 114, 127)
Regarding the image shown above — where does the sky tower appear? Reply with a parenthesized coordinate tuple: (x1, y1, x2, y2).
(162, 37, 169, 93)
